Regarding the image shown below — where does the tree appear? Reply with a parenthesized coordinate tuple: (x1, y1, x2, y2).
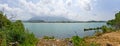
(0, 11, 38, 46)
(107, 11, 120, 30)
(0, 11, 11, 29)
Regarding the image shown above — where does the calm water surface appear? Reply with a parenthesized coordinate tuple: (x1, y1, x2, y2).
(23, 23, 106, 38)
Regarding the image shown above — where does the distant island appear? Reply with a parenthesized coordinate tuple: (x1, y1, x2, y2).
(20, 16, 107, 23)
(22, 20, 106, 23)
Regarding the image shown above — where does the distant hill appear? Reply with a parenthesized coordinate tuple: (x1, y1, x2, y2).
(29, 16, 70, 21)
(23, 16, 106, 23)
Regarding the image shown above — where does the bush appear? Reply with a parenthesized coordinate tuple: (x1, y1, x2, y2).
(0, 11, 38, 46)
(43, 36, 54, 39)
(71, 36, 85, 46)
(101, 25, 114, 33)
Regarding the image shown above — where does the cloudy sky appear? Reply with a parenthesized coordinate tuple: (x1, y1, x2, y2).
(0, 0, 120, 21)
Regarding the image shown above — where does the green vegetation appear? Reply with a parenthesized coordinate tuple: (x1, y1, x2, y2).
(101, 25, 113, 33)
(101, 11, 120, 33)
(107, 11, 120, 30)
(71, 36, 100, 46)
(71, 36, 85, 46)
(0, 11, 38, 46)
(43, 36, 54, 39)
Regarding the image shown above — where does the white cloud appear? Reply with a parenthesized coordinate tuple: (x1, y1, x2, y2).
(77, 0, 96, 11)
(0, 0, 98, 21)
(0, 3, 32, 20)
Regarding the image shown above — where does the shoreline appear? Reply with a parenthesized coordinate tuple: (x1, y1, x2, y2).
(37, 31, 120, 46)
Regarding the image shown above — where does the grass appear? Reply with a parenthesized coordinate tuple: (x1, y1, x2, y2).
(43, 36, 55, 39)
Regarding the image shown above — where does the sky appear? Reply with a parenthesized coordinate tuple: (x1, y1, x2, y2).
(0, 0, 120, 21)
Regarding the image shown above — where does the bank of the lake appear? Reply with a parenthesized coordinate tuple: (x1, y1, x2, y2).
(36, 30, 120, 46)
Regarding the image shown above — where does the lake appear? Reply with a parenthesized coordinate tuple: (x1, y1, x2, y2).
(23, 23, 106, 39)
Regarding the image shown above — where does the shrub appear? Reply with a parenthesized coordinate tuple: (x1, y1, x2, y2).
(101, 25, 114, 33)
(71, 36, 85, 46)
(43, 36, 54, 39)
(0, 11, 38, 46)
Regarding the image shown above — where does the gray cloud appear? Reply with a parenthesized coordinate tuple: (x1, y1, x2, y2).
(84, 3, 92, 11)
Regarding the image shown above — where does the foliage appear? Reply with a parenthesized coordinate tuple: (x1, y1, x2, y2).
(0, 11, 38, 46)
(71, 36, 85, 46)
(43, 36, 54, 39)
(107, 11, 120, 30)
(101, 25, 113, 33)
(101, 26, 108, 33)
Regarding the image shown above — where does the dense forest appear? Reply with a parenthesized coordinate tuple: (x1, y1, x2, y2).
(0, 11, 38, 46)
